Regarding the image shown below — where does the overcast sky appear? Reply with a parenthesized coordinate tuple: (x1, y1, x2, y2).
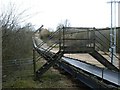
(0, 0, 119, 30)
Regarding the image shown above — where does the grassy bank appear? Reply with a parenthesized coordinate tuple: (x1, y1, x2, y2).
(2, 58, 81, 89)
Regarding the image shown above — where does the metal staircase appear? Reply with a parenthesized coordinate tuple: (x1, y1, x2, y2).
(33, 26, 119, 79)
(93, 28, 119, 71)
(60, 27, 119, 71)
(89, 50, 119, 71)
(32, 26, 120, 89)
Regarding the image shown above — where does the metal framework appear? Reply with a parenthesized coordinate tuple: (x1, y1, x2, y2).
(32, 26, 120, 89)
(107, 1, 120, 64)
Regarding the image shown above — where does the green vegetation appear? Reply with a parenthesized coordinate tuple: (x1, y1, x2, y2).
(2, 58, 79, 88)
(1, 3, 34, 61)
(1, 3, 79, 89)
(2, 26, 33, 60)
(1, 3, 34, 79)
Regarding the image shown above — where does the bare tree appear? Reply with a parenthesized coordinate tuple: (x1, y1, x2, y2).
(64, 19, 71, 27)
(57, 19, 71, 29)
(1, 3, 34, 60)
(0, 3, 31, 39)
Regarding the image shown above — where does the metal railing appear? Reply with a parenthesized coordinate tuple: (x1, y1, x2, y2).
(33, 26, 120, 71)
(94, 28, 120, 68)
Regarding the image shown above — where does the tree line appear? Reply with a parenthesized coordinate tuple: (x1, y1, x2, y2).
(0, 4, 34, 61)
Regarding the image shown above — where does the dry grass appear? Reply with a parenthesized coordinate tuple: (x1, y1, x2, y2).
(2, 58, 83, 89)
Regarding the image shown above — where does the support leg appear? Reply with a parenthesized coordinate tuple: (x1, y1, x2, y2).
(33, 49, 36, 79)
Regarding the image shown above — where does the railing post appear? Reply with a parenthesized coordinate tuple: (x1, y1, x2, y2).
(33, 48, 36, 79)
(101, 68, 104, 82)
(93, 27, 96, 50)
(63, 27, 65, 53)
(87, 29, 89, 47)
(59, 28, 61, 51)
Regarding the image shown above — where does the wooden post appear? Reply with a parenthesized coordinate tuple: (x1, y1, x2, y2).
(33, 49, 36, 79)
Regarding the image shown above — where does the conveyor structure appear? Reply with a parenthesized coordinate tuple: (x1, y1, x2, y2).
(32, 26, 120, 89)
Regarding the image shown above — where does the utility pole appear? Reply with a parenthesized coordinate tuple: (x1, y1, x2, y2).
(107, 0, 120, 65)
(118, 2, 120, 70)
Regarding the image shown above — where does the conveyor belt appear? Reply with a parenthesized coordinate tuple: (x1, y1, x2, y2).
(32, 25, 120, 89)
(33, 37, 120, 88)
(62, 57, 120, 87)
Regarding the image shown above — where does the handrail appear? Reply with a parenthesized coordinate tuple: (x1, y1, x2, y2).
(95, 42, 120, 60)
(41, 43, 59, 54)
(95, 29, 110, 42)
(96, 28, 119, 49)
(34, 38, 59, 56)
(95, 40, 111, 58)
(33, 26, 120, 62)
(95, 35, 110, 49)
(37, 28, 60, 48)
(32, 26, 60, 63)
(34, 42, 56, 61)
(95, 30, 120, 61)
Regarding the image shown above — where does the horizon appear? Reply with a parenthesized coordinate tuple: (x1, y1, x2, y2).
(0, 0, 119, 30)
